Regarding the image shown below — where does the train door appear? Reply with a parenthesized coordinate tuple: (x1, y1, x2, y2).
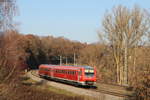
(78, 69, 82, 81)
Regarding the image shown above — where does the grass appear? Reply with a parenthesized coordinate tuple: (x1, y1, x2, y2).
(20, 75, 96, 100)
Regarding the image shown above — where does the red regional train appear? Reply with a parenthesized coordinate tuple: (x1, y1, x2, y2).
(38, 65, 97, 86)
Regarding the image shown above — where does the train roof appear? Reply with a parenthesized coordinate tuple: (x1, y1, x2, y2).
(74, 65, 93, 69)
(39, 64, 93, 70)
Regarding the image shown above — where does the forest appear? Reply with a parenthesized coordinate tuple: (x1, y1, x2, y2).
(0, 0, 149, 100)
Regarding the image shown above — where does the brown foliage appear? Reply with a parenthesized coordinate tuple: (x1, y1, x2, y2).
(0, 31, 27, 83)
(132, 68, 150, 100)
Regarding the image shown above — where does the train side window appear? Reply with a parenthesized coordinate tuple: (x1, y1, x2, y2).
(75, 71, 77, 75)
(72, 71, 74, 75)
(70, 71, 72, 74)
(70, 71, 72, 75)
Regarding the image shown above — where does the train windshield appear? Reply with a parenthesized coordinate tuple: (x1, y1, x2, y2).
(84, 69, 94, 77)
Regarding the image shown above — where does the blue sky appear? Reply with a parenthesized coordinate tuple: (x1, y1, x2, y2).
(15, 0, 150, 43)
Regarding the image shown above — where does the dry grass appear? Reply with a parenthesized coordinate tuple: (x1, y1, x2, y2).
(0, 76, 95, 100)
(0, 83, 84, 100)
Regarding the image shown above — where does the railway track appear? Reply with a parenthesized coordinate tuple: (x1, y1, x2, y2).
(28, 70, 133, 100)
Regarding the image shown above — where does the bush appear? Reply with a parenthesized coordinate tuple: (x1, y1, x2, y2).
(133, 70, 150, 100)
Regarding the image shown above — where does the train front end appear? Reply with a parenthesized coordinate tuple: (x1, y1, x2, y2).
(79, 66, 96, 86)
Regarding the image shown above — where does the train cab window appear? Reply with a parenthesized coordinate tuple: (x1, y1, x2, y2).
(84, 69, 94, 77)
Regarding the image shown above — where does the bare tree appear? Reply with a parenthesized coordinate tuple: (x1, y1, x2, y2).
(0, 0, 17, 32)
(0, 0, 18, 82)
(99, 5, 150, 85)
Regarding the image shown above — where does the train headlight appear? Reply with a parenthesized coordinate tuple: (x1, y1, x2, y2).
(89, 70, 94, 73)
(85, 70, 89, 73)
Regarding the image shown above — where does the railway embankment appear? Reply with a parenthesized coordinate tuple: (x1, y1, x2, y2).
(26, 70, 134, 100)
